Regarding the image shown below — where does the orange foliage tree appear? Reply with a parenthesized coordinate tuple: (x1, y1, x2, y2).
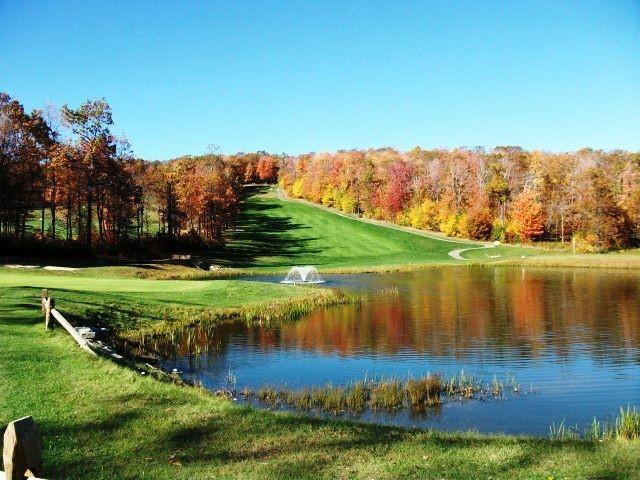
(510, 189, 545, 242)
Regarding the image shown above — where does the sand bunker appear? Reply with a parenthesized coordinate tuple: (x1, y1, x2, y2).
(3, 264, 77, 271)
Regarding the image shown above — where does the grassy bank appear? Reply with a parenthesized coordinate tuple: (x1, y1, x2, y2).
(2, 291, 639, 479)
(0, 269, 351, 337)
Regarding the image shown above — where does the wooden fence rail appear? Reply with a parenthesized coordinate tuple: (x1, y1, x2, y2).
(41, 292, 96, 356)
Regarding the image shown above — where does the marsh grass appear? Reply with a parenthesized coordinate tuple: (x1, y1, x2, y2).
(258, 386, 278, 405)
(251, 372, 514, 416)
(345, 381, 368, 412)
(444, 370, 483, 398)
(550, 406, 640, 441)
(490, 375, 503, 396)
(405, 375, 442, 409)
(614, 405, 640, 440)
(370, 379, 404, 412)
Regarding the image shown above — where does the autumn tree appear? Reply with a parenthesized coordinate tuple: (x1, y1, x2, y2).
(0, 93, 52, 238)
(256, 155, 278, 183)
(62, 99, 116, 248)
(510, 189, 545, 242)
(576, 169, 633, 249)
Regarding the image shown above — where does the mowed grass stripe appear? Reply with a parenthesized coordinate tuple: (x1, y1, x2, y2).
(223, 189, 473, 270)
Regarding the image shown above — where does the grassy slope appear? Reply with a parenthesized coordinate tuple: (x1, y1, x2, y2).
(15, 187, 640, 275)
(215, 188, 475, 271)
(2, 292, 639, 480)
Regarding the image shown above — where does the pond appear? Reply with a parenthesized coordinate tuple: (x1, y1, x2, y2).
(159, 267, 640, 436)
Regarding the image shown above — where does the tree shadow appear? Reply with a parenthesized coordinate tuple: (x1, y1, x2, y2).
(210, 189, 321, 268)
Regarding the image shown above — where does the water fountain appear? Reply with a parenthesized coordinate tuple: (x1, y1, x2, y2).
(282, 266, 324, 284)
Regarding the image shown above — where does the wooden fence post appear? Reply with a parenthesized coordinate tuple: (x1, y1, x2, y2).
(2, 416, 44, 480)
(40, 291, 54, 331)
(39, 290, 48, 314)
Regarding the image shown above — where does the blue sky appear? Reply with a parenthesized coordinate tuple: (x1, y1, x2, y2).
(1, 0, 639, 159)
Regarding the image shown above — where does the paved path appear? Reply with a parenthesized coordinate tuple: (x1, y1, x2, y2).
(448, 244, 496, 260)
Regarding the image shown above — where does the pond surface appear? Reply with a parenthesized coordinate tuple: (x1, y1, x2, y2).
(160, 267, 640, 436)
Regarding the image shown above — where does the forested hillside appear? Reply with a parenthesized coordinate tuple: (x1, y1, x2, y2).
(280, 148, 640, 251)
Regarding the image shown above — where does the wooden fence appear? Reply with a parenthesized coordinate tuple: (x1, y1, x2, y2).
(1, 416, 46, 480)
(1, 291, 100, 479)
(41, 289, 96, 356)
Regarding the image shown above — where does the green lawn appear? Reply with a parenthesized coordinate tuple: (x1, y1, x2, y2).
(2, 290, 639, 480)
(16, 187, 640, 275)
(0, 268, 340, 334)
(214, 188, 474, 271)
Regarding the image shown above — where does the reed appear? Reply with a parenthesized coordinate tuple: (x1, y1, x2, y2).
(370, 379, 404, 412)
(549, 420, 579, 440)
(614, 405, 640, 440)
(405, 375, 442, 409)
(490, 375, 503, 396)
(345, 381, 369, 412)
(258, 386, 278, 405)
(549, 406, 640, 441)
(445, 370, 482, 398)
(251, 371, 524, 416)
(321, 385, 346, 414)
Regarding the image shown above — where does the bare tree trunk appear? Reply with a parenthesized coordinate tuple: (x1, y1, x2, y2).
(86, 185, 92, 249)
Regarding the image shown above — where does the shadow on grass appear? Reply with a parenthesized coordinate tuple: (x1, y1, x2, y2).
(41, 400, 603, 479)
(211, 190, 321, 268)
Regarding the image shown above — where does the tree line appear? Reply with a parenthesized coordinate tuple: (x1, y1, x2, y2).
(3, 90, 638, 256)
(0, 92, 279, 256)
(279, 147, 640, 251)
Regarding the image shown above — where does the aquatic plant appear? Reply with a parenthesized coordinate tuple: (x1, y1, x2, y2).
(444, 369, 482, 398)
(549, 420, 579, 440)
(370, 378, 404, 412)
(549, 405, 640, 441)
(250, 371, 525, 416)
(345, 381, 368, 412)
(490, 375, 503, 396)
(321, 385, 346, 414)
(614, 405, 640, 440)
(405, 375, 442, 408)
(258, 386, 278, 405)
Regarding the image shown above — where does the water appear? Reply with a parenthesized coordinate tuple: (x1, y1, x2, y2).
(160, 267, 640, 436)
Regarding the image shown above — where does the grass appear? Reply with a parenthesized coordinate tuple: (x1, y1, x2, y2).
(8, 187, 640, 279)
(2, 297, 639, 479)
(214, 187, 475, 272)
(212, 187, 640, 272)
(2, 188, 640, 478)
(0, 269, 353, 340)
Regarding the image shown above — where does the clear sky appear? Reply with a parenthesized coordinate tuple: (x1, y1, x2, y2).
(1, 0, 639, 159)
